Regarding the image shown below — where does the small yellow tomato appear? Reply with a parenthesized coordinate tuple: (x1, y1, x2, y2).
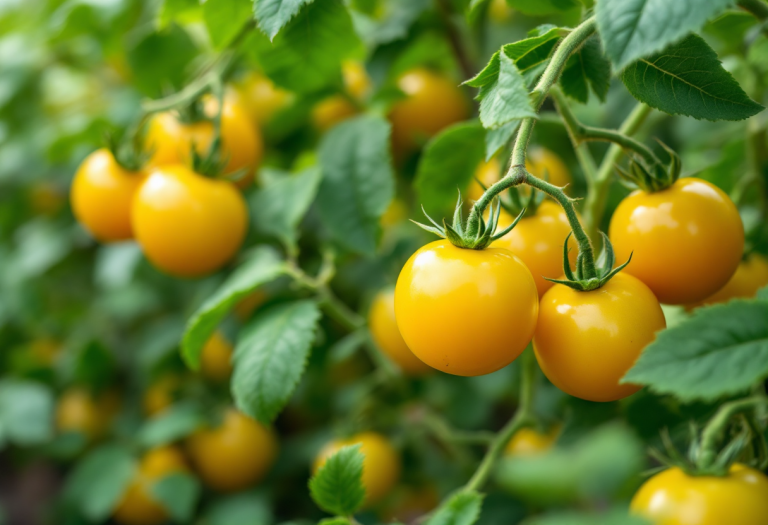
(369, 290, 432, 376)
(533, 272, 666, 402)
(311, 95, 358, 132)
(235, 72, 293, 125)
(526, 147, 571, 189)
(505, 426, 559, 457)
(687, 253, 768, 309)
(56, 388, 120, 440)
(200, 331, 234, 382)
(131, 165, 247, 278)
(489, 0, 513, 22)
(609, 178, 744, 305)
(314, 431, 400, 506)
(342, 60, 372, 100)
(186, 409, 278, 492)
(143, 376, 181, 417)
(70, 149, 145, 241)
(112, 446, 188, 525)
(468, 158, 502, 202)
(630, 464, 768, 525)
(395, 240, 538, 376)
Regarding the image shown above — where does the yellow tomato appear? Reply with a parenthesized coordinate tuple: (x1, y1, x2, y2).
(235, 72, 293, 125)
(489, 0, 513, 22)
(311, 95, 358, 132)
(56, 388, 120, 440)
(505, 426, 559, 457)
(630, 464, 768, 525)
(200, 331, 234, 382)
(493, 201, 577, 297)
(71, 148, 145, 241)
(609, 178, 744, 305)
(389, 68, 469, 158)
(131, 165, 247, 278)
(526, 147, 571, 189)
(533, 272, 666, 402)
(314, 431, 400, 506)
(112, 447, 188, 525)
(687, 253, 768, 309)
(186, 409, 278, 492)
(369, 290, 432, 376)
(342, 60, 372, 100)
(468, 158, 502, 202)
(143, 376, 181, 417)
(395, 240, 538, 376)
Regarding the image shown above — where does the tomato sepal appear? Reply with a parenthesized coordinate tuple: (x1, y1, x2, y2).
(545, 232, 632, 291)
(615, 140, 681, 193)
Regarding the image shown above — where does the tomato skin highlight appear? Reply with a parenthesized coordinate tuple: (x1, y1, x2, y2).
(609, 178, 744, 305)
(314, 431, 401, 506)
(395, 240, 538, 377)
(369, 290, 432, 376)
(71, 148, 145, 241)
(186, 409, 278, 492)
(131, 165, 247, 278)
(687, 253, 768, 309)
(533, 272, 665, 402)
(630, 464, 768, 525)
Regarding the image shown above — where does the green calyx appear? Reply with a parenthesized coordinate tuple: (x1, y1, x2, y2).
(616, 141, 681, 192)
(413, 192, 525, 250)
(105, 127, 150, 173)
(546, 232, 631, 291)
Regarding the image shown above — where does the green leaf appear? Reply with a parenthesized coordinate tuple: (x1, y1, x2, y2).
(65, 445, 136, 521)
(309, 444, 365, 516)
(126, 25, 198, 97)
(596, 0, 736, 70)
(203, 0, 253, 50)
(485, 120, 519, 161)
(232, 300, 321, 423)
(621, 34, 763, 121)
(507, 0, 579, 16)
(317, 115, 395, 255)
(350, 0, 430, 48)
(255, 0, 314, 40)
(150, 473, 201, 522)
(757, 285, 768, 301)
(560, 36, 611, 103)
(138, 402, 207, 448)
(68, 340, 115, 391)
(158, 0, 201, 29)
(0, 380, 53, 446)
(250, 167, 322, 251)
(204, 491, 273, 525)
(249, 0, 363, 93)
(623, 300, 768, 401)
(525, 510, 650, 525)
(705, 10, 757, 55)
(425, 491, 484, 525)
(415, 121, 486, 216)
(181, 246, 286, 369)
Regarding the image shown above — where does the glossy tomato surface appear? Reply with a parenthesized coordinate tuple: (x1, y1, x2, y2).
(395, 240, 538, 376)
(132, 165, 247, 278)
(687, 253, 768, 309)
(630, 464, 768, 525)
(609, 178, 744, 304)
(533, 272, 666, 402)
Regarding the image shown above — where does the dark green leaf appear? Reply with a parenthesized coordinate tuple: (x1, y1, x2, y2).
(68, 341, 115, 391)
(65, 445, 136, 521)
(250, 167, 322, 251)
(317, 115, 395, 255)
(126, 25, 198, 97)
(309, 444, 365, 516)
(138, 402, 207, 448)
(233, 300, 321, 423)
(181, 247, 286, 369)
(425, 491, 484, 525)
(560, 36, 611, 103)
(203, 0, 253, 50)
(204, 491, 273, 525)
(415, 121, 486, 216)
(596, 0, 735, 70)
(0, 380, 54, 446)
(507, 0, 579, 16)
(623, 300, 768, 401)
(256, 0, 314, 40)
(150, 473, 201, 522)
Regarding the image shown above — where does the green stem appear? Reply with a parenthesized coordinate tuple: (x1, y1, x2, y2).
(316, 285, 365, 331)
(697, 395, 768, 470)
(463, 350, 536, 493)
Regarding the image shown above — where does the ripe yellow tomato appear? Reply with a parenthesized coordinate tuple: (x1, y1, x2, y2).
(687, 253, 768, 309)
(131, 165, 247, 278)
(526, 147, 571, 189)
(71, 149, 145, 241)
(145, 94, 263, 188)
(533, 272, 665, 402)
(235, 72, 293, 125)
(342, 60, 372, 100)
(200, 331, 234, 382)
(505, 426, 559, 457)
(311, 95, 358, 132)
(382, 485, 440, 523)
(56, 388, 120, 440)
(395, 240, 538, 376)
(369, 290, 432, 376)
(389, 68, 469, 158)
(630, 464, 768, 525)
(468, 158, 502, 202)
(609, 178, 744, 305)
(186, 409, 278, 492)
(314, 431, 401, 506)
(112, 446, 188, 525)
(143, 376, 181, 417)
(493, 201, 577, 297)
(489, 0, 513, 22)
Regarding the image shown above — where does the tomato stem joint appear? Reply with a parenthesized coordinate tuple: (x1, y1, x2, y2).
(546, 232, 632, 291)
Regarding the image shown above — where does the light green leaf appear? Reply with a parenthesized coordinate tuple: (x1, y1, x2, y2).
(0, 380, 54, 446)
(309, 444, 365, 516)
(425, 491, 484, 525)
(204, 491, 273, 525)
(317, 115, 395, 255)
(560, 36, 611, 103)
(623, 300, 768, 401)
(250, 167, 322, 251)
(138, 402, 207, 448)
(158, 0, 200, 29)
(181, 247, 286, 369)
(233, 300, 321, 423)
(478, 52, 536, 129)
(203, 0, 253, 50)
(508, 0, 579, 16)
(757, 285, 768, 301)
(596, 0, 735, 70)
(150, 473, 201, 522)
(485, 120, 519, 160)
(255, 0, 314, 40)
(65, 445, 136, 521)
(350, 0, 429, 48)
(415, 121, 487, 216)
(704, 10, 757, 55)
